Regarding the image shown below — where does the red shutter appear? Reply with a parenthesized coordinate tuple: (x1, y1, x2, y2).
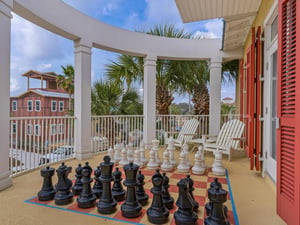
(277, 0, 300, 224)
(245, 27, 255, 170)
(239, 59, 244, 121)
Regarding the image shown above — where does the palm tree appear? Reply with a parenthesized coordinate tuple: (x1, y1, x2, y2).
(56, 65, 74, 115)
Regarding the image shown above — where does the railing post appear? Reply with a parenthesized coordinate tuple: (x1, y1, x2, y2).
(74, 40, 92, 160)
(0, 0, 13, 190)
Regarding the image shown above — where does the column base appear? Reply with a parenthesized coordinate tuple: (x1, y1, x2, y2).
(75, 152, 93, 160)
(0, 171, 12, 191)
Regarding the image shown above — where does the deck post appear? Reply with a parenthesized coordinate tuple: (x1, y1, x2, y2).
(209, 57, 222, 135)
(143, 55, 157, 148)
(0, 0, 13, 190)
(74, 40, 92, 160)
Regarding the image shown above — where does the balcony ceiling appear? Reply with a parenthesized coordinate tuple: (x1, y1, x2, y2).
(175, 0, 262, 51)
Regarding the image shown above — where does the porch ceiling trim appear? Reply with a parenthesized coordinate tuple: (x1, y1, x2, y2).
(175, 0, 262, 51)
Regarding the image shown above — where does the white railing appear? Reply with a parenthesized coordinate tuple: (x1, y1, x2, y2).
(9, 114, 239, 176)
(9, 116, 75, 176)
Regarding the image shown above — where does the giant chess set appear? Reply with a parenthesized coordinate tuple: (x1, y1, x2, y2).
(26, 139, 237, 225)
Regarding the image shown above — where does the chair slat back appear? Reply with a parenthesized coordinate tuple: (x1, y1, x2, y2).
(177, 118, 199, 144)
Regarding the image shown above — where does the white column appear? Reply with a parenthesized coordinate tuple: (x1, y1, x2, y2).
(74, 40, 92, 160)
(209, 57, 222, 135)
(143, 55, 157, 148)
(0, 0, 13, 190)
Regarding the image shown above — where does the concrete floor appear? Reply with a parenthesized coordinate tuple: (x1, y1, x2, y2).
(0, 149, 287, 225)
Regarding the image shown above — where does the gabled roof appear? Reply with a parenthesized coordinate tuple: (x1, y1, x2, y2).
(175, 0, 262, 51)
(13, 89, 71, 99)
(22, 70, 59, 81)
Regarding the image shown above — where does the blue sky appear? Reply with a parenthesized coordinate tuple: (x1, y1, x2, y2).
(10, 0, 234, 102)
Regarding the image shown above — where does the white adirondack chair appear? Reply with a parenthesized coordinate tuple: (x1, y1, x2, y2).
(164, 118, 199, 148)
(201, 119, 245, 161)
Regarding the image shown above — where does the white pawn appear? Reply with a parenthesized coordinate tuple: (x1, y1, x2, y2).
(119, 147, 129, 166)
(133, 149, 143, 168)
(147, 149, 159, 170)
(108, 147, 115, 163)
(139, 140, 148, 164)
(127, 143, 134, 163)
(182, 143, 192, 167)
(160, 149, 173, 172)
(167, 136, 177, 168)
(152, 139, 161, 165)
(212, 149, 226, 176)
(114, 143, 121, 164)
(192, 145, 206, 175)
(177, 150, 190, 173)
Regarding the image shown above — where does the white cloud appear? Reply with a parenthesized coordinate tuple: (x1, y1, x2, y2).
(37, 63, 52, 71)
(204, 19, 223, 38)
(10, 77, 20, 94)
(192, 31, 218, 39)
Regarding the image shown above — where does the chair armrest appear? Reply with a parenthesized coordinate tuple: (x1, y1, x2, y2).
(231, 137, 245, 141)
(202, 135, 217, 143)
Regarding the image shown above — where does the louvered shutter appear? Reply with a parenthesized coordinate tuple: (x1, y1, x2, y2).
(239, 59, 244, 121)
(277, 0, 300, 224)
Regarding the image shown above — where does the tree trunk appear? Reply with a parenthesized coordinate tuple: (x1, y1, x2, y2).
(156, 83, 174, 115)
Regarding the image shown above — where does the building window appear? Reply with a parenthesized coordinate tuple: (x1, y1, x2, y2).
(34, 124, 40, 136)
(12, 123, 17, 134)
(59, 101, 64, 112)
(51, 101, 57, 112)
(51, 124, 57, 135)
(59, 124, 64, 134)
(27, 124, 33, 135)
(271, 16, 278, 41)
(35, 100, 41, 111)
(27, 100, 33, 111)
(12, 101, 17, 111)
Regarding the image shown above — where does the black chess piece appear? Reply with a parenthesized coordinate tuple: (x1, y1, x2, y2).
(54, 162, 73, 205)
(72, 163, 83, 195)
(162, 172, 174, 209)
(121, 162, 142, 218)
(136, 170, 149, 206)
(38, 166, 56, 201)
(186, 174, 199, 211)
(112, 167, 126, 201)
(146, 169, 169, 224)
(205, 178, 228, 217)
(97, 156, 117, 214)
(92, 166, 103, 199)
(204, 185, 230, 225)
(77, 162, 97, 208)
(174, 178, 198, 225)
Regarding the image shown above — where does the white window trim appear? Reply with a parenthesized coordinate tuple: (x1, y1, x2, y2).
(12, 101, 17, 111)
(51, 100, 57, 112)
(59, 123, 64, 134)
(27, 100, 33, 112)
(51, 124, 57, 135)
(35, 100, 41, 112)
(27, 124, 33, 135)
(59, 101, 64, 112)
(34, 124, 41, 136)
(12, 123, 17, 134)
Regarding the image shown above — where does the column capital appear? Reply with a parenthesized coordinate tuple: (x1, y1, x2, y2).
(0, 0, 13, 18)
(210, 57, 222, 69)
(144, 54, 157, 67)
(74, 39, 92, 55)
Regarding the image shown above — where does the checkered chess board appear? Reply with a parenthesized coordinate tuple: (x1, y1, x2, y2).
(25, 167, 238, 225)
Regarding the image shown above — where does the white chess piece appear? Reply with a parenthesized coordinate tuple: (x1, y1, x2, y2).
(182, 143, 192, 167)
(177, 150, 190, 173)
(192, 145, 206, 175)
(152, 139, 161, 165)
(139, 140, 148, 164)
(114, 143, 121, 164)
(119, 147, 129, 166)
(161, 149, 173, 172)
(167, 136, 177, 168)
(133, 149, 143, 168)
(108, 147, 115, 163)
(127, 143, 134, 163)
(212, 149, 226, 176)
(147, 149, 159, 170)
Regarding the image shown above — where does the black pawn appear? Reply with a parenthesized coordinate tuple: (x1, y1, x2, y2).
(204, 186, 230, 225)
(121, 162, 142, 218)
(92, 166, 103, 198)
(162, 172, 174, 209)
(72, 164, 83, 195)
(54, 162, 73, 205)
(77, 162, 97, 208)
(205, 178, 228, 217)
(174, 178, 198, 225)
(38, 166, 56, 201)
(186, 175, 199, 211)
(136, 170, 149, 206)
(97, 156, 117, 214)
(146, 169, 169, 224)
(112, 167, 126, 201)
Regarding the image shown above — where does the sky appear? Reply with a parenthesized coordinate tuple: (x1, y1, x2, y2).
(10, 0, 235, 103)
